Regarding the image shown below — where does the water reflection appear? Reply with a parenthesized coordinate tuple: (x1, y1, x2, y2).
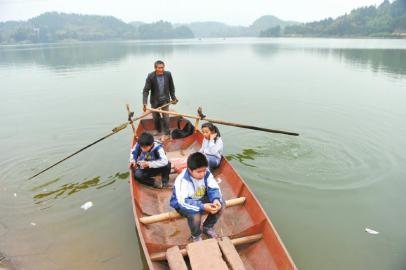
(226, 148, 262, 167)
(32, 171, 129, 204)
(251, 43, 406, 77)
(0, 42, 176, 72)
(250, 43, 281, 58)
(330, 48, 406, 77)
(1, 40, 405, 78)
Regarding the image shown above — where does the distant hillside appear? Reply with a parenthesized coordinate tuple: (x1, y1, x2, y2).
(180, 21, 247, 38)
(0, 12, 136, 43)
(0, 12, 194, 44)
(269, 0, 406, 38)
(0, 12, 299, 43)
(134, 21, 194, 39)
(249, 15, 299, 34)
(178, 16, 298, 38)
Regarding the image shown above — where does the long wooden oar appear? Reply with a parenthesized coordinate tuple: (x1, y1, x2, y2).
(28, 102, 174, 180)
(147, 107, 299, 136)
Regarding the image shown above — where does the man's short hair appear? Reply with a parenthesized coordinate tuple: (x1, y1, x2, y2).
(138, 132, 154, 147)
(187, 152, 208, 170)
(154, 60, 165, 68)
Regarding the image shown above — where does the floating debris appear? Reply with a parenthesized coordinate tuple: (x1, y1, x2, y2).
(81, 201, 93, 210)
(13, 193, 17, 197)
(365, 228, 379, 235)
(30, 222, 36, 226)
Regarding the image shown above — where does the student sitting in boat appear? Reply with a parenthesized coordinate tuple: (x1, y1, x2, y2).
(129, 132, 171, 188)
(170, 152, 224, 242)
(199, 123, 223, 170)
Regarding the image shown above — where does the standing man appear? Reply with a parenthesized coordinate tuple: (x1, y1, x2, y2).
(143, 60, 178, 135)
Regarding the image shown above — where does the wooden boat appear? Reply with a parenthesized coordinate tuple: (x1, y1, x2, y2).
(129, 114, 297, 270)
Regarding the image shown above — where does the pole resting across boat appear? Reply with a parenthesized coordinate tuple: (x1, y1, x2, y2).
(139, 197, 246, 225)
(146, 107, 299, 136)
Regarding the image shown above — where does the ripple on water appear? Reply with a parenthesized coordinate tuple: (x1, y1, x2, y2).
(0, 140, 97, 212)
(226, 105, 404, 191)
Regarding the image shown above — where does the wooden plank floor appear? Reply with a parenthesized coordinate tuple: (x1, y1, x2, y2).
(187, 239, 229, 270)
(166, 246, 188, 270)
(219, 237, 246, 270)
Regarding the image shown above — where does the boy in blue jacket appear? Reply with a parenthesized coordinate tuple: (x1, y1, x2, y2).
(129, 132, 171, 188)
(170, 152, 224, 242)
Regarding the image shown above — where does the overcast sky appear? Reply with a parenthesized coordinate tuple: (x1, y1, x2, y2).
(0, 0, 385, 25)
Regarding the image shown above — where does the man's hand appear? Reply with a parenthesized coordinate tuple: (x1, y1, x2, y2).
(203, 203, 218, 214)
(172, 99, 178, 104)
(143, 104, 147, 112)
(128, 160, 136, 169)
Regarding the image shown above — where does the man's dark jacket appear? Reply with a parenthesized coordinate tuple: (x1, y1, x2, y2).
(143, 71, 176, 106)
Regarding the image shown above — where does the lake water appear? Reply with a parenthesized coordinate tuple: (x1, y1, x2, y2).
(0, 38, 405, 270)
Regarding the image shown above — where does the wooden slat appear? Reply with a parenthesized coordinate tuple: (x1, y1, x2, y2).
(219, 237, 246, 270)
(140, 197, 246, 225)
(166, 246, 188, 270)
(187, 239, 228, 270)
(150, 234, 263, 261)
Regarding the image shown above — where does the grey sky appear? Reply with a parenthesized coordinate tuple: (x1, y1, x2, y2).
(0, 0, 385, 25)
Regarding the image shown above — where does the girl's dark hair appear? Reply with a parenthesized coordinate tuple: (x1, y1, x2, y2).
(138, 132, 154, 146)
(187, 152, 208, 170)
(201, 122, 221, 142)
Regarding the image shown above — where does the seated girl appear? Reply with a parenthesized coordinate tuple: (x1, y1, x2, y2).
(199, 123, 223, 170)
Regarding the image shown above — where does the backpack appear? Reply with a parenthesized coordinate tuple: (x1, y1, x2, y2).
(171, 118, 194, 139)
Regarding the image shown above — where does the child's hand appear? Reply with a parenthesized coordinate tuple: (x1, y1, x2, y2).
(210, 133, 217, 140)
(128, 160, 136, 169)
(203, 203, 218, 214)
(140, 161, 149, 168)
(213, 199, 222, 210)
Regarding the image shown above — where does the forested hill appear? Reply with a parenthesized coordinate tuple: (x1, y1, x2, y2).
(261, 0, 406, 38)
(0, 12, 194, 44)
(0, 12, 298, 44)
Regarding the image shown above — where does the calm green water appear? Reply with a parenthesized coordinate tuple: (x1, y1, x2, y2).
(0, 38, 405, 270)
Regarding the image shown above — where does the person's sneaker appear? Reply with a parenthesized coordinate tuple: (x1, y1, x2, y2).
(162, 179, 169, 188)
(189, 235, 202, 242)
(153, 181, 163, 189)
(203, 227, 218, 239)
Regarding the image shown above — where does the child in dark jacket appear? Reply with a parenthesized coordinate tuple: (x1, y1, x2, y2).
(170, 152, 224, 242)
(129, 132, 171, 188)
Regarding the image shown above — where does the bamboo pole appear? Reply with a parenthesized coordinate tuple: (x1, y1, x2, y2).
(139, 197, 246, 225)
(150, 233, 263, 261)
(28, 101, 174, 180)
(147, 108, 299, 136)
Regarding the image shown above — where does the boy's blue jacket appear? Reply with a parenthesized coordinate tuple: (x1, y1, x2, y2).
(129, 141, 168, 168)
(170, 168, 223, 214)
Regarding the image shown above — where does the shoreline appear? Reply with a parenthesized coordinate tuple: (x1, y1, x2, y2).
(0, 35, 406, 47)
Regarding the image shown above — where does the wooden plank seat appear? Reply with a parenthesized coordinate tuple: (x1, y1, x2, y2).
(219, 237, 246, 270)
(166, 245, 188, 270)
(150, 234, 263, 261)
(187, 238, 228, 270)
